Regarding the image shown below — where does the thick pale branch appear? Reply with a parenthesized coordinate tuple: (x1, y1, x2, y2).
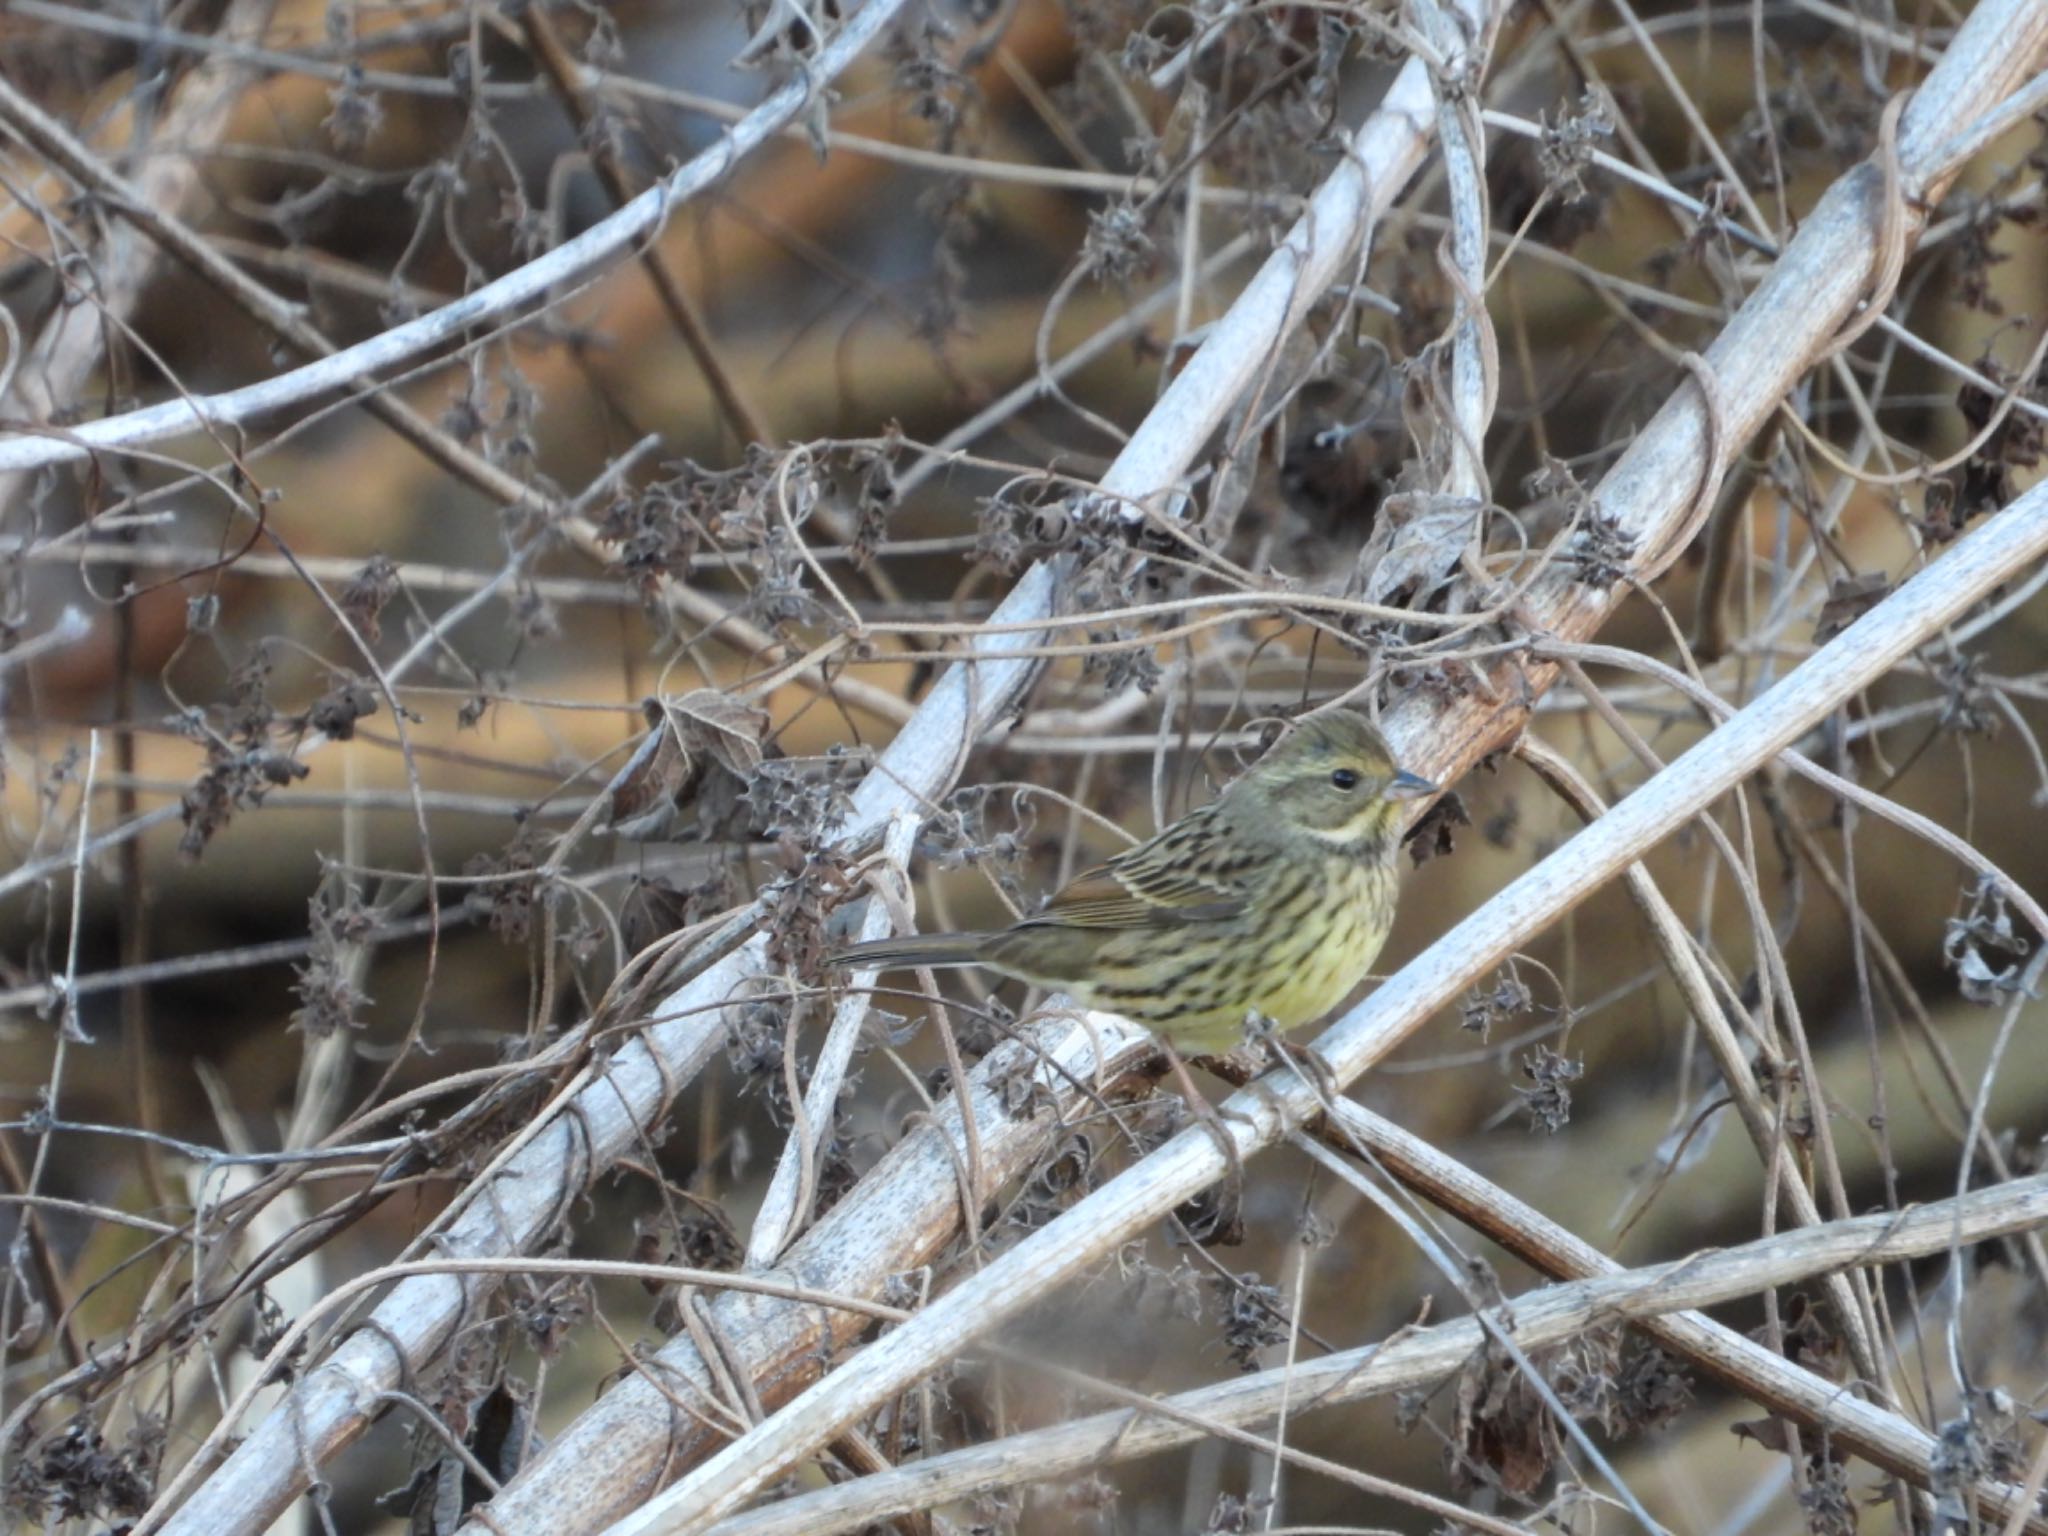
(1381, 0, 2048, 794)
(1333, 1104, 2048, 1536)
(698, 1169, 2048, 1536)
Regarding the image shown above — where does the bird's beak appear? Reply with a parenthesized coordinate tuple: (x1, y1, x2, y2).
(1385, 769, 1438, 801)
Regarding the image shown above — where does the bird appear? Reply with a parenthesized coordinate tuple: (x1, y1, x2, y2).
(831, 709, 1436, 1056)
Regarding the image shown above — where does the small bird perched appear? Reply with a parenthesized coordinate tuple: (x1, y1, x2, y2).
(832, 710, 1435, 1055)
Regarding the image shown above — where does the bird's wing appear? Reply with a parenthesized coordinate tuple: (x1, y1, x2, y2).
(1028, 810, 1249, 929)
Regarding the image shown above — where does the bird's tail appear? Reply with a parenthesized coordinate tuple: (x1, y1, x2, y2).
(830, 933, 989, 971)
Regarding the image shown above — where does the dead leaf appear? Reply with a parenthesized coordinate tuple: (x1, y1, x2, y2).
(1814, 572, 1891, 642)
(603, 703, 693, 841)
(668, 689, 769, 777)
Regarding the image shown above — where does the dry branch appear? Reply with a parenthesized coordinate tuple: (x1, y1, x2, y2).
(697, 1169, 2048, 1536)
(1328, 1105, 2048, 1536)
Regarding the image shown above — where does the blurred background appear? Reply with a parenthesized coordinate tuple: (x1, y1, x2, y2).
(0, 0, 2044, 1531)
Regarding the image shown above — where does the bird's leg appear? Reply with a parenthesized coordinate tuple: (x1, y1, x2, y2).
(1159, 1035, 1244, 1246)
(1195, 1011, 1290, 1117)
(1253, 1022, 1342, 1111)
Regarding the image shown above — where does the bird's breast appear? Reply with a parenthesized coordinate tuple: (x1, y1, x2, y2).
(1242, 855, 1396, 1029)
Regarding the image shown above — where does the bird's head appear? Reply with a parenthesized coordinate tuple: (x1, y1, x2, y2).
(1233, 709, 1437, 855)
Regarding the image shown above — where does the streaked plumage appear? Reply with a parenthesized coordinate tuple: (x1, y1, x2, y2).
(832, 710, 1434, 1053)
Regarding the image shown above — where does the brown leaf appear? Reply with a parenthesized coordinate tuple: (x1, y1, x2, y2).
(1453, 1341, 1557, 1497)
(1404, 790, 1471, 866)
(338, 554, 401, 644)
(1814, 572, 1891, 642)
(1477, 1415, 1553, 1496)
(1731, 1416, 1796, 1454)
(603, 704, 694, 841)
(668, 688, 769, 778)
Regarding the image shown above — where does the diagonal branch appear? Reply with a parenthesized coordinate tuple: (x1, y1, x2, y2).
(696, 1165, 2048, 1536)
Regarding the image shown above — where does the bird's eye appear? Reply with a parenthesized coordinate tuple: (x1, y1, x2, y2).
(1330, 768, 1361, 791)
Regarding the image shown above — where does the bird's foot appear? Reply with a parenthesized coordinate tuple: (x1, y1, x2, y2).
(1174, 1124, 1245, 1246)
(1234, 1013, 1341, 1106)
(1159, 1039, 1245, 1246)
(1265, 1034, 1341, 1105)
